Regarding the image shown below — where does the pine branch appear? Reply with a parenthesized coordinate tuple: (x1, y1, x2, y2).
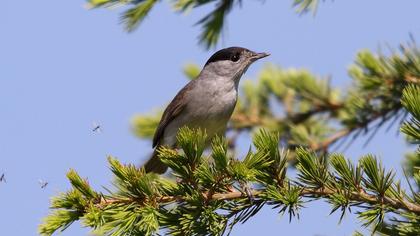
(85, 0, 329, 47)
(229, 100, 344, 130)
(40, 129, 420, 235)
(293, 0, 322, 15)
(310, 103, 402, 151)
(95, 186, 420, 213)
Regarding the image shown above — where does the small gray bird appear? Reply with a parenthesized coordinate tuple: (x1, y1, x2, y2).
(144, 47, 269, 173)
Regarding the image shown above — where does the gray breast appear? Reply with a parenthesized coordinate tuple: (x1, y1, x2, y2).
(162, 78, 238, 146)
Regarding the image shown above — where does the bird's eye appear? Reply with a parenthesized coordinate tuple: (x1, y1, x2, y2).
(231, 53, 240, 62)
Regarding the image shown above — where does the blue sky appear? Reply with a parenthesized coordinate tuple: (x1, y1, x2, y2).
(1, 0, 419, 235)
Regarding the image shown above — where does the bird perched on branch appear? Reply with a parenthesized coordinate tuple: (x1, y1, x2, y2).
(144, 47, 269, 173)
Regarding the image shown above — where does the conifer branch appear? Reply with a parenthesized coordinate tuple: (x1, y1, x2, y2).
(310, 104, 401, 151)
(95, 186, 420, 213)
(40, 126, 420, 235)
(85, 0, 326, 47)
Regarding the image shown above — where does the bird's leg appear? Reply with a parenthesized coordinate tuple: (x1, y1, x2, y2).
(239, 181, 254, 203)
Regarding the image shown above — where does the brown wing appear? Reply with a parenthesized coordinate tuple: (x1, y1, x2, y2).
(152, 80, 196, 147)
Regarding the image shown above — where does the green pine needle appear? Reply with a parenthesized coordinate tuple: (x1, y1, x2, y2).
(121, 0, 158, 32)
(360, 155, 395, 196)
(296, 147, 330, 188)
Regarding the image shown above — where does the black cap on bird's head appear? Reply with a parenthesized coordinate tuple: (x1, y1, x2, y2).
(205, 47, 270, 66)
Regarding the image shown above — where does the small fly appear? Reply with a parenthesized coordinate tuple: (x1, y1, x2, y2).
(92, 121, 103, 133)
(0, 173, 5, 183)
(39, 179, 48, 189)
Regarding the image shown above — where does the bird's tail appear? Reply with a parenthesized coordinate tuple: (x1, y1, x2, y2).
(143, 149, 168, 174)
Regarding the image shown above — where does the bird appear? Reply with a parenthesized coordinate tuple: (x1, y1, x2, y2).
(144, 47, 269, 173)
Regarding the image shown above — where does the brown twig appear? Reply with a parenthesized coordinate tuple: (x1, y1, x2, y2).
(310, 105, 402, 152)
(288, 102, 343, 124)
(404, 75, 420, 84)
(230, 102, 343, 131)
(310, 129, 351, 151)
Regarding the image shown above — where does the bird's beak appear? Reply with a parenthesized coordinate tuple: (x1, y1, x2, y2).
(250, 52, 270, 61)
